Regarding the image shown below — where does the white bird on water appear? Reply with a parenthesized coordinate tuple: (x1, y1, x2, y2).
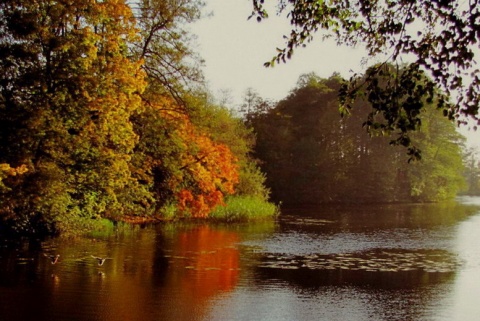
(44, 253, 60, 264)
(91, 255, 112, 266)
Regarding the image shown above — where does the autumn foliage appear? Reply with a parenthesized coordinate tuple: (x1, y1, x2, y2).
(0, 0, 254, 235)
(131, 95, 239, 219)
(174, 119, 239, 218)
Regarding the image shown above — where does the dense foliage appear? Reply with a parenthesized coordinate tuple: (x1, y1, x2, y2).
(0, 0, 473, 235)
(0, 0, 270, 235)
(247, 72, 466, 204)
(250, 0, 480, 158)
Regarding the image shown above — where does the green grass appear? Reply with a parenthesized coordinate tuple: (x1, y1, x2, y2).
(209, 196, 279, 222)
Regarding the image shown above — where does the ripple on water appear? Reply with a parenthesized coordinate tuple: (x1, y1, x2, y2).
(252, 248, 461, 289)
(257, 248, 461, 274)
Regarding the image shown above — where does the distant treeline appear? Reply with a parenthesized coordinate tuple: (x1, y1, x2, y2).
(244, 72, 467, 205)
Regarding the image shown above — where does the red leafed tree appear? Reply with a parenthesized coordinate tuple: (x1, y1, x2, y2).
(174, 114, 239, 218)
(132, 95, 239, 218)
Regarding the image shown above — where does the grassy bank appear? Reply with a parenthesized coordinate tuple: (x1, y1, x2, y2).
(209, 196, 279, 222)
(9, 196, 279, 238)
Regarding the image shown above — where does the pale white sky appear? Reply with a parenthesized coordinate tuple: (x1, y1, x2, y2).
(192, 0, 367, 105)
(192, 0, 480, 150)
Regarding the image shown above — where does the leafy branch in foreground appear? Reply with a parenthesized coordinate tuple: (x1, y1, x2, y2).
(250, 0, 480, 158)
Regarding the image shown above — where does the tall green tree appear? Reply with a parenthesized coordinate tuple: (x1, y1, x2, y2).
(463, 148, 480, 195)
(0, 0, 149, 234)
(132, 0, 205, 103)
(407, 106, 467, 201)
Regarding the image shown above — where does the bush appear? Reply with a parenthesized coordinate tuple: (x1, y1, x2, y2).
(236, 161, 270, 201)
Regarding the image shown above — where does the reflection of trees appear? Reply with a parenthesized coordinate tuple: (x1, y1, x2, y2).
(0, 225, 243, 321)
(151, 231, 170, 287)
(280, 201, 480, 235)
(150, 225, 241, 321)
(50, 225, 240, 321)
(175, 226, 240, 295)
(256, 265, 456, 320)
(257, 265, 455, 289)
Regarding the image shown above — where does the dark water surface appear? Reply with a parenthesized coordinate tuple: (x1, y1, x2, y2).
(2, 197, 480, 321)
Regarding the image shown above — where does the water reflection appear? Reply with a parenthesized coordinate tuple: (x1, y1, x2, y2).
(1, 198, 480, 321)
(247, 200, 478, 256)
(156, 225, 241, 321)
(256, 252, 457, 291)
(0, 224, 246, 321)
(261, 249, 460, 272)
(173, 226, 240, 290)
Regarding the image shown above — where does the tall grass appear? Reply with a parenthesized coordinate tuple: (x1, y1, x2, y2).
(209, 196, 279, 222)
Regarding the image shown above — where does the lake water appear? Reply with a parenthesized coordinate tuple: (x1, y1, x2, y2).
(1, 196, 480, 321)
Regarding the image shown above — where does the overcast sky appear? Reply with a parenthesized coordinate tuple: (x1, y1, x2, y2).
(191, 0, 480, 150)
(191, 0, 368, 105)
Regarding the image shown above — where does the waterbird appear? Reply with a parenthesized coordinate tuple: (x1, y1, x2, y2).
(44, 253, 60, 264)
(91, 255, 112, 266)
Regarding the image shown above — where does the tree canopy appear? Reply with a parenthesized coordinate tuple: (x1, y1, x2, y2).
(247, 72, 466, 204)
(132, 0, 205, 102)
(0, 0, 270, 235)
(250, 0, 480, 158)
